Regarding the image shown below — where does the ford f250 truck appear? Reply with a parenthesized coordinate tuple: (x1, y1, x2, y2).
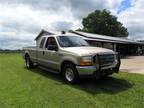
(23, 33, 120, 83)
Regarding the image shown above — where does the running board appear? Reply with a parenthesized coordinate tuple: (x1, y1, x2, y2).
(38, 66, 60, 74)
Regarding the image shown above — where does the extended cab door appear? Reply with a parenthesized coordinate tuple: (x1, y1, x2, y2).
(37, 37, 47, 65)
(42, 37, 60, 71)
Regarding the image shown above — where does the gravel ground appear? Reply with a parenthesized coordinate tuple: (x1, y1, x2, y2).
(120, 56, 144, 74)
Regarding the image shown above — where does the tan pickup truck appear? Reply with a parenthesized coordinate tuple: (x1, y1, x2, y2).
(23, 34, 120, 83)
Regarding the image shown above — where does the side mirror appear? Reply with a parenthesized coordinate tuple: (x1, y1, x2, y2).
(48, 45, 58, 51)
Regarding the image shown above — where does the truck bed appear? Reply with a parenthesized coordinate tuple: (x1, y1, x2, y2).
(23, 46, 37, 50)
(23, 46, 38, 63)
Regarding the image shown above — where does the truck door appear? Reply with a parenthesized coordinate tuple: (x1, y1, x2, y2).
(42, 37, 60, 71)
(37, 37, 47, 65)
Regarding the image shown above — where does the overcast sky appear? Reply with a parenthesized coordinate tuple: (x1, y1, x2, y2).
(0, 0, 143, 49)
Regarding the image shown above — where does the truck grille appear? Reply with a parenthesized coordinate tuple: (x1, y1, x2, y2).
(93, 54, 115, 67)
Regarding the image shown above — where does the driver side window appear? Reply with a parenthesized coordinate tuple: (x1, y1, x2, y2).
(45, 37, 58, 50)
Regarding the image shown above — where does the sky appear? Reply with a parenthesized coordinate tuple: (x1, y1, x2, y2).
(0, 0, 144, 49)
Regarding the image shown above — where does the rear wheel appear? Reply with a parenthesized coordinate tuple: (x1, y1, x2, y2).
(62, 63, 79, 84)
(25, 55, 33, 69)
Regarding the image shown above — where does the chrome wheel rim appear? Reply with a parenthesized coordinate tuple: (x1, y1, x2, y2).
(65, 68, 74, 82)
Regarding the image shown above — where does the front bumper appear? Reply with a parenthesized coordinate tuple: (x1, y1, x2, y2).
(76, 66, 97, 75)
(76, 64, 118, 76)
(76, 53, 121, 76)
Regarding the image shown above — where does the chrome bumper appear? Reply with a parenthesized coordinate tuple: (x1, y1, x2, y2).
(76, 53, 120, 76)
(76, 66, 96, 75)
(76, 64, 117, 75)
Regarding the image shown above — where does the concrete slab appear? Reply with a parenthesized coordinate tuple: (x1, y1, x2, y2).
(120, 56, 144, 74)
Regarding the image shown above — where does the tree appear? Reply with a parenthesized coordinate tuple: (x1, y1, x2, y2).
(79, 9, 128, 37)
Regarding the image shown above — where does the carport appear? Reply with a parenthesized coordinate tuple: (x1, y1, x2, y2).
(70, 31, 144, 55)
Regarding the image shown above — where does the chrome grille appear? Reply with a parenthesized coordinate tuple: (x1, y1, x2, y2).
(93, 54, 115, 67)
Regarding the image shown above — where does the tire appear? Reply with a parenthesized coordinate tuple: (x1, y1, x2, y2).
(62, 63, 79, 84)
(25, 55, 33, 69)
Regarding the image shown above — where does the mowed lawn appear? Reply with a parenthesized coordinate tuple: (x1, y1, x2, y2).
(0, 53, 144, 108)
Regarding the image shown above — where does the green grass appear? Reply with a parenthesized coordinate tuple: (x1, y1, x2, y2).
(0, 53, 144, 108)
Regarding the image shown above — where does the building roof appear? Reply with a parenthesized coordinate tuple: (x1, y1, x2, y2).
(35, 29, 55, 40)
(35, 29, 144, 45)
(70, 31, 143, 44)
(34, 29, 81, 40)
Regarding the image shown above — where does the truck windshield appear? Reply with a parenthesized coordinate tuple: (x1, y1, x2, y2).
(57, 36, 89, 47)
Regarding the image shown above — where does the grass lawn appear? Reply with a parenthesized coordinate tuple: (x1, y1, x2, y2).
(0, 53, 144, 108)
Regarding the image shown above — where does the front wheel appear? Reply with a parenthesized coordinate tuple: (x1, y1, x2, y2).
(62, 63, 79, 84)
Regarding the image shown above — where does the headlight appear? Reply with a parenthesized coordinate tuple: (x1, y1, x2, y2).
(80, 56, 93, 66)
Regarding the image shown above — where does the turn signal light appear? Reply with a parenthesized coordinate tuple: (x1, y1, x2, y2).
(80, 60, 92, 66)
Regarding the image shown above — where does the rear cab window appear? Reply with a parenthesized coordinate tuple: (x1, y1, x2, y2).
(39, 37, 46, 48)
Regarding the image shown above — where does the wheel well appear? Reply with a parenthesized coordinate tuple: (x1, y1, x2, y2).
(25, 53, 29, 59)
(61, 61, 75, 72)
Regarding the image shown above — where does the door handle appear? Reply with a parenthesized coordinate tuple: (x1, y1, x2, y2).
(43, 51, 45, 55)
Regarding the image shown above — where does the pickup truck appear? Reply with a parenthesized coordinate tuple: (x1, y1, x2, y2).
(23, 33, 120, 83)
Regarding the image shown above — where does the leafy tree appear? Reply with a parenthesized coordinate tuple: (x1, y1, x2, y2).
(79, 9, 128, 37)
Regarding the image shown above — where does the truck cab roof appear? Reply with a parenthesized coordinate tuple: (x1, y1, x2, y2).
(41, 33, 85, 39)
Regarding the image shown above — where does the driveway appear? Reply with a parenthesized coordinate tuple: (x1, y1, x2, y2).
(120, 56, 144, 74)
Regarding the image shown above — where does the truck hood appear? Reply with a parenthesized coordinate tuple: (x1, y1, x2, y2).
(63, 46, 115, 56)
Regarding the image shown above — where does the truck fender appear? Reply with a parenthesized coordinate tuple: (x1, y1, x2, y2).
(59, 56, 78, 72)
